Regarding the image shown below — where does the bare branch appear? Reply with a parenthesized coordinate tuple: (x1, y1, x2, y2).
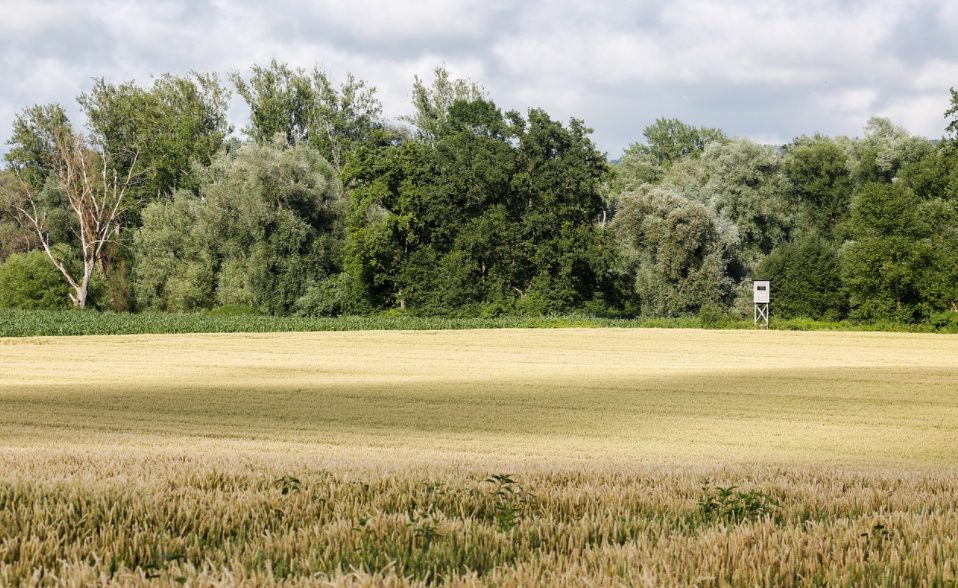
(11, 126, 137, 308)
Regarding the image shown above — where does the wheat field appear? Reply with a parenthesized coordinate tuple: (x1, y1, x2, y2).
(2, 328, 958, 586)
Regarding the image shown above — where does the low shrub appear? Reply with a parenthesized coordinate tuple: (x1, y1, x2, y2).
(0, 250, 71, 310)
(929, 311, 958, 334)
(697, 303, 726, 328)
(697, 479, 779, 525)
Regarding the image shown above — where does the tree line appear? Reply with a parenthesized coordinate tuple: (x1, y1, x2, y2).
(1, 62, 957, 325)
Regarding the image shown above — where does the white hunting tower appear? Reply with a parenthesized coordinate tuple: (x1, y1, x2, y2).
(753, 279, 770, 328)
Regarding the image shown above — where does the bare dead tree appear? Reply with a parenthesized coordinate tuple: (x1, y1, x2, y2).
(12, 128, 137, 308)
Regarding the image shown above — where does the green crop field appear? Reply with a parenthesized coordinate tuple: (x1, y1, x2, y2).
(2, 328, 958, 586)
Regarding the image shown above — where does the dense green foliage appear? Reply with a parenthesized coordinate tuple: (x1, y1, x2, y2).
(79, 73, 232, 201)
(783, 135, 854, 238)
(613, 185, 732, 316)
(344, 100, 619, 316)
(842, 182, 931, 321)
(0, 171, 35, 259)
(614, 109, 958, 324)
(755, 235, 845, 320)
(3, 104, 70, 194)
(0, 250, 70, 309)
(132, 141, 341, 314)
(232, 60, 383, 174)
(0, 310, 630, 337)
(3, 309, 957, 338)
(1, 65, 957, 327)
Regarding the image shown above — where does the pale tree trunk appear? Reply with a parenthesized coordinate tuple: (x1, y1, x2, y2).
(77, 258, 94, 308)
(12, 128, 137, 309)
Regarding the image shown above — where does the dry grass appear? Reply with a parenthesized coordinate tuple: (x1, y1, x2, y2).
(2, 328, 958, 585)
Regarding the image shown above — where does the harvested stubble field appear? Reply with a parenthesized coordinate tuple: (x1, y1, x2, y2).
(2, 328, 958, 586)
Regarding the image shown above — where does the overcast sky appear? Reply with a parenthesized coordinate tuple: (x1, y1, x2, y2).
(2, 0, 957, 158)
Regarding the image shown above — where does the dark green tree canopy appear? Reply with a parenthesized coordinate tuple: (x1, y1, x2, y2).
(842, 182, 931, 321)
(344, 97, 617, 316)
(756, 235, 846, 320)
(784, 135, 853, 239)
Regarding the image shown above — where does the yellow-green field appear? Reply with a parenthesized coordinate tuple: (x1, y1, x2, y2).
(2, 329, 958, 585)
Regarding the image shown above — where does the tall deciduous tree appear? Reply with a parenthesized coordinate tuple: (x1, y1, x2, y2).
(311, 71, 383, 173)
(403, 66, 485, 143)
(79, 72, 232, 202)
(3, 104, 70, 193)
(232, 61, 314, 146)
(11, 128, 137, 308)
(756, 234, 847, 320)
(637, 118, 727, 168)
(610, 144, 664, 194)
(849, 117, 932, 185)
(133, 141, 341, 314)
(614, 185, 733, 316)
(74, 73, 231, 310)
(783, 135, 853, 239)
(684, 138, 795, 273)
(918, 198, 958, 314)
(842, 182, 931, 321)
(232, 61, 383, 174)
(345, 97, 618, 315)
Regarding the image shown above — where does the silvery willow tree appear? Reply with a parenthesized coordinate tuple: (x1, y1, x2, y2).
(133, 141, 342, 314)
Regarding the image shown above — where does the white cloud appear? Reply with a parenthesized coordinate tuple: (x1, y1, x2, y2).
(879, 93, 951, 138)
(936, 0, 958, 27)
(819, 88, 879, 117)
(911, 60, 958, 92)
(310, 0, 508, 44)
(1, 0, 955, 157)
(0, 0, 83, 34)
